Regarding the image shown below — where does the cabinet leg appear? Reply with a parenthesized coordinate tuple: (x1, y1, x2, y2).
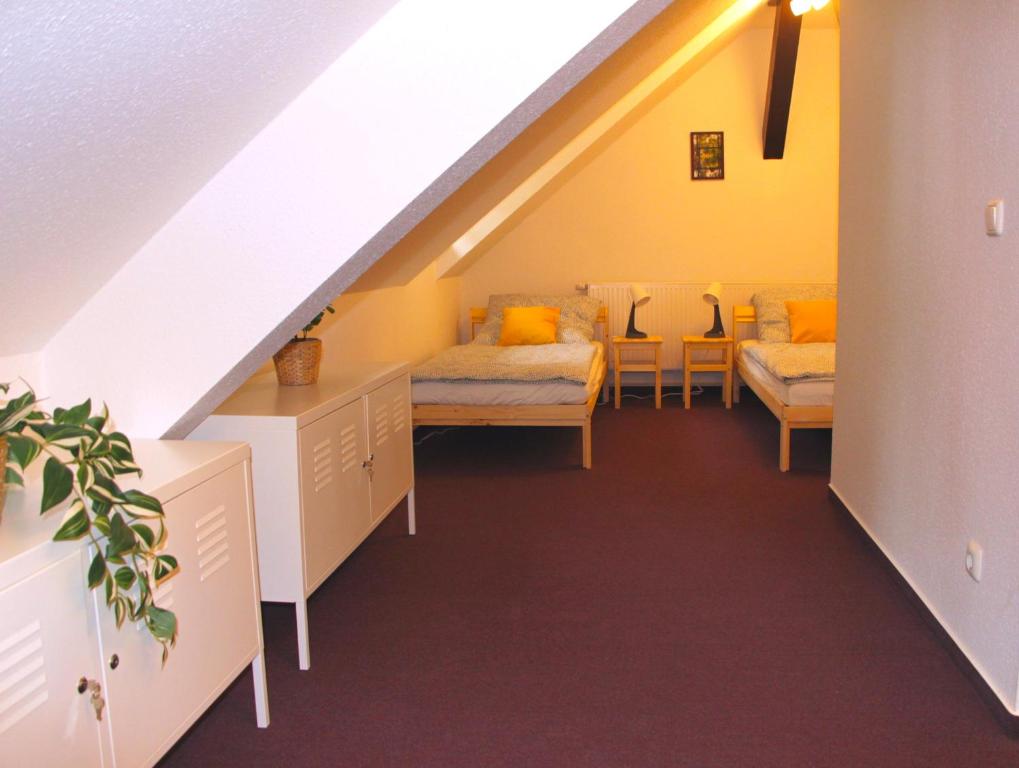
(251, 652, 270, 728)
(407, 488, 416, 536)
(296, 598, 311, 670)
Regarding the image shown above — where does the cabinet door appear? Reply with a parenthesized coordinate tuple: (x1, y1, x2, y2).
(100, 461, 260, 768)
(0, 549, 104, 768)
(299, 399, 371, 592)
(366, 374, 413, 521)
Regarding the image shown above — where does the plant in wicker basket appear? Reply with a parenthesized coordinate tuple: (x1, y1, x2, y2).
(273, 303, 336, 386)
(1, 382, 178, 664)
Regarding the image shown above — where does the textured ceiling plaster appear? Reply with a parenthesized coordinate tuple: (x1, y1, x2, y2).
(0, 0, 400, 354)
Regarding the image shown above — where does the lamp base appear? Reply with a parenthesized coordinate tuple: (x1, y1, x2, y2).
(703, 304, 725, 338)
(625, 302, 647, 339)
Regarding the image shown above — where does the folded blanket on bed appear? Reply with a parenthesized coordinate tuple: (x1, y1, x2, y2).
(413, 343, 595, 384)
(742, 341, 836, 382)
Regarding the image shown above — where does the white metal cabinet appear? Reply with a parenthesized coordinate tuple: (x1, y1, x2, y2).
(190, 362, 415, 671)
(0, 549, 104, 767)
(100, 460, 265, 768)
(0, 440, 269, 768)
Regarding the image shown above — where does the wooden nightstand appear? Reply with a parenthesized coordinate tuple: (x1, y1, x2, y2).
(612, 335, 663, 409)
(682, 335, 734, 410)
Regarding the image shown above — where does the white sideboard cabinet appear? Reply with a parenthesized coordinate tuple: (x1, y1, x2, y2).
(0, 440, 269, 768)
(190, 362, 415, 670)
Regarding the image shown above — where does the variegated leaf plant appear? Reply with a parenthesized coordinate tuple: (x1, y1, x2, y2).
(1, 382, 179, 664)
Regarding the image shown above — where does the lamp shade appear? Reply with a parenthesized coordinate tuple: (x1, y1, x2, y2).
(703, 282, 722, 306)
(630, 283, 651, 307)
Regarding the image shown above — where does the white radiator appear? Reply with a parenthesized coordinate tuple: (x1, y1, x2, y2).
(587, 282, 776, 383)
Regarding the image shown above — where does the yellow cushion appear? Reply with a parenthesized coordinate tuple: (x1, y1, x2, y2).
(785, 300, 837, 343)
(498, 306, 561, 346)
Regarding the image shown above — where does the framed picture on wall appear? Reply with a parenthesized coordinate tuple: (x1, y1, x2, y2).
(690, 131, 725, 180)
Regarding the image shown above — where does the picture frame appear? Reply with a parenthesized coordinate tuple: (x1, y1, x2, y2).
(690, 131, 725, 180)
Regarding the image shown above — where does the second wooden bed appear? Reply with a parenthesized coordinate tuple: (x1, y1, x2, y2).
(731, 305, 833, 472)
(411, 307, 608, 469)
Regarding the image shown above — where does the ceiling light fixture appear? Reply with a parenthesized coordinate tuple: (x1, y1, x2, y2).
(790, 0, 830, 15)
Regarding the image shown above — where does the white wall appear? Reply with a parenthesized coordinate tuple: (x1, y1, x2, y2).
(0, 353, 44, 395)
(832, 0, 1019, 714)
(459, 24, 839, 309)
(20, 0, 670, 438)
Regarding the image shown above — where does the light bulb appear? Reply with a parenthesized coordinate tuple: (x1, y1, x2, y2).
(790, 0, 811, 16)
(811, 0, 831, 9)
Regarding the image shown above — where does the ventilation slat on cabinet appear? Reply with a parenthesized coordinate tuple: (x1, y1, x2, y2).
(374, 404, 389, 447)
(0, 622, 47, 735)
(340, 424, 358, 472)
(195, 504, 230, 582)
(391, 394, 406, 433)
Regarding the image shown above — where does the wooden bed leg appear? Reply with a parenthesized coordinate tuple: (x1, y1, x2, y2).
(582, 421, 592, 469)
(733, 371, 741, 404)
(779, 421, 791, 472)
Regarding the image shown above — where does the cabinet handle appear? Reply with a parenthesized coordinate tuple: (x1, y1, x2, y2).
(362, 454, 375, 480)
(109, 654, 120, 670)
(77, 677, 105, 722)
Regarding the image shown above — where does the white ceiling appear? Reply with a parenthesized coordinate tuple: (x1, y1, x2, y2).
(0, 0, 400, 354)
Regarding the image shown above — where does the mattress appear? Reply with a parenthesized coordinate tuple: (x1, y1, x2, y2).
(738, 342, 833, 407)
(412, 342, 604, 406)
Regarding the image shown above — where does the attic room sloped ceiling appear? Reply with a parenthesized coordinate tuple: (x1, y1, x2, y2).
(0, 0, 674, 437)
(0, 0, 402, 355)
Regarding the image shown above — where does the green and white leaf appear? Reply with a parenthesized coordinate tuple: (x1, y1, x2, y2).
(6, 434, 41, 469)
(41, 457, 74, 513)
(53, 499, 89, 540)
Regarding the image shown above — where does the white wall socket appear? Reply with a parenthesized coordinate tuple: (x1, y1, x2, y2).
(965, 540, 983, 582)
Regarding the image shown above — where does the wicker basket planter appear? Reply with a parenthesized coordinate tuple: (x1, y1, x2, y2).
(0, 435, 7, 522)
(273, 339, 323, 386)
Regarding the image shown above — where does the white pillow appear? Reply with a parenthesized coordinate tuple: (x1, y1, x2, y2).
(474, 294, 601, 345)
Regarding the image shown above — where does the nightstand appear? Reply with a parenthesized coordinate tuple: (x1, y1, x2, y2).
(612, 335, 663, 409)
(682, 335, 734, 410)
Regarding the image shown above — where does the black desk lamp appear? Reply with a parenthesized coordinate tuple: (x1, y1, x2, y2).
(625, 284, 651, 338)
(703, 282, 725, 337)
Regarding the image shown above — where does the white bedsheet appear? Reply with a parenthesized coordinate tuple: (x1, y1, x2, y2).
(738, 342, 833, 407)
(412, 342, 604, 406)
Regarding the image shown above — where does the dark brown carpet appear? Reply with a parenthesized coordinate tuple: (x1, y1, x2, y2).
(160, 390, 1019, 767)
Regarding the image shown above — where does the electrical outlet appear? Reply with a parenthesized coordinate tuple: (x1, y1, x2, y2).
(965, 540, 983, 582)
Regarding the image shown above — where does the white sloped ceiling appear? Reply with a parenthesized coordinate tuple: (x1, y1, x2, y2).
(0, 0, 403, 355)
(5, 0, 670, 437)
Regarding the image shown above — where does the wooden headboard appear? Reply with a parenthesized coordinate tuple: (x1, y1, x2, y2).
(732, 305, 758, 345)
(470, 306, 609, 342)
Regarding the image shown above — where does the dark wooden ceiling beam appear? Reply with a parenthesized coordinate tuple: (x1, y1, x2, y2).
(762, 0, 803, 159)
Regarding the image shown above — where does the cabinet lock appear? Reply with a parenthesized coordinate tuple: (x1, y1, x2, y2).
(77, 677, 105, 721)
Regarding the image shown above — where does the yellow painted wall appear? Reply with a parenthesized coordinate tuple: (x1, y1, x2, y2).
(459, 25, 839, 308)
(256, 262, 460, 375)
(318, 264, 460, 371)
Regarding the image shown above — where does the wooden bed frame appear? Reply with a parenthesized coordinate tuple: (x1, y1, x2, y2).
(411, 307, 609, 469)
(731, 305, 833, 472)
